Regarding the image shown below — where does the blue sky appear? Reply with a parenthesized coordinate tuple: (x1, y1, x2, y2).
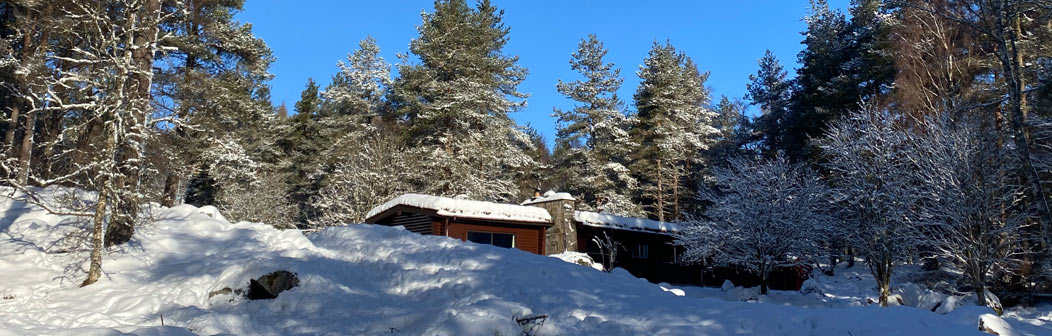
(237, 0, 850, 144)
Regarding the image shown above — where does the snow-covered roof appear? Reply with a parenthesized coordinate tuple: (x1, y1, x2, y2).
(521, 191, 575, 206)
(366, 194, 552, 224)
(573, 211, 681, 235)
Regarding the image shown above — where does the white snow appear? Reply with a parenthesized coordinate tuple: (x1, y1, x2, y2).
(521, 190, 575, 205)
(574, 210, 681, 234)
(1, 188, 1050, 335)
(548, 251, 604, 271)
(365, 193, 552, 224)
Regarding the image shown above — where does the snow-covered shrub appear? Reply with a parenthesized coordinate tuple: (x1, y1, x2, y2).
(199, 136, 298, 229)
(310, 131, 419, 227)
(677, 156, 833, 294)
(822, 105, 923, 307)
(909, 113, 1029, 312)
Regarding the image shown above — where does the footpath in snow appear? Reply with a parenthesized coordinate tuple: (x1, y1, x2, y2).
(0, 190, 1049, 335)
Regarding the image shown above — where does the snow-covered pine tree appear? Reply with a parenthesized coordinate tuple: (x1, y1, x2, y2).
(707, 96, 750, 162)
(552, 34, 640, 216)
(821, 105, 923, 307)
(272, 78, 326, 226)
(631, 41, 718, 222)
(745, 50, 791, 157)
(784, 0, 850, 162)
(152, 0, 275, 209)
(391, 0, 536, 202)
(677, 156, 832, 295)
(322, 36, 391, 122)
(309, 38, 416, 228)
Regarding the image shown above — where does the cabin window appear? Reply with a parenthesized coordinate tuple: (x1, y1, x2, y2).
(467, 231, 515, 249)
(666, 245, 680, 264)
(631, 243, 649, 259)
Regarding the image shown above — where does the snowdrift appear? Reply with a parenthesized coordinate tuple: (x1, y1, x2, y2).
(0, 192, 1034, 335)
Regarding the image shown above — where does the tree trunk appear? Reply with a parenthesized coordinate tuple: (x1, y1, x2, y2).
(4, 8, 31, 160)
(656, 158, 664, 222)
(847, 247, 855, 268)
(106, 0, 161, 246)
(760, 272, 769, 295)
(81, 191, 108, 287)
(161, 174, 181, 207)
(998, 6, 1052, 248)
(16, 108, 35, 185)
(4, 104, 20, 160)
(876, 257, 892, 307)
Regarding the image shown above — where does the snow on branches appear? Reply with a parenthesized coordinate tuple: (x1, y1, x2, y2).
(676, 156, 832, 294)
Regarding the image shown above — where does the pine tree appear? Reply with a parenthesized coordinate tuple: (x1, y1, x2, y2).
(631, 41, 718, 221)
(707, 96, 749, 163)
(785, 0, 896, 163)
(552, 34, 640, 215)
(273, 78, 325, 226)
(745, 50, 791, 157)
(153, 0, 275, 208)
(322, 36, 391, 121)
(784, 0, 851, 162)
(391, 0, 536, 202)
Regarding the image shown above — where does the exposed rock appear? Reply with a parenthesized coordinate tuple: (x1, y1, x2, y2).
(246, 270, 299, 300)
(207, 287, 233, 299)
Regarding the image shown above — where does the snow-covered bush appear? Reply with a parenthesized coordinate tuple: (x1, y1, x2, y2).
(198, 136, 297, 229)
(909, 113, 1029, 312)
(677, 156, 832, 294)
(310, 131, 419, 227)
(822, 106, 924, 307)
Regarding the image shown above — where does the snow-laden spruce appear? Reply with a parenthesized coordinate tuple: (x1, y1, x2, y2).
(551, 34, 641, 216)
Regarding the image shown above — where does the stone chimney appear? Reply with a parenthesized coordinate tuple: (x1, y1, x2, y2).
(522, 191, 577, 254)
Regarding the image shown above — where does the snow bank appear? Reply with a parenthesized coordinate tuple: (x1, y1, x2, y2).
(365, 193, 552, 224)
(574, 210, 681, 234)
(1, 189, 1048, 335)
(521, 190, 575, 205)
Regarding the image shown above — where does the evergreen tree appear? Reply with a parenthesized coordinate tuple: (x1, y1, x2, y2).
(552, 34, 640, 215)
(785, 0, 895, 163)
(322, 36, 391, 121)
(631, 41, 718, 221)
(153, 0, 276, 208)
(391, 0, 536, 202)
(784, 0, 851, 162)
(745, 50, 791, 157)
(273, 78, 325, 226)
(707, 96, 750, 163)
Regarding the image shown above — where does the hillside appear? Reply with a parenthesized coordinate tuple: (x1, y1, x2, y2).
(0, 192, 1048, 335)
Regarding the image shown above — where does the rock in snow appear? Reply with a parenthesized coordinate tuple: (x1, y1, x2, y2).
(0, 189, 1048, 335)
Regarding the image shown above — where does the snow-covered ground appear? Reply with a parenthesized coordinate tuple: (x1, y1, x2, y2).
(1, 189, 1050, 335)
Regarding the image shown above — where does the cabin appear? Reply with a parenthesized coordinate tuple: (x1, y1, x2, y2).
(522, 192, 701, 285)
(366, 191, 802, 289)
(364, 194, 552, 255)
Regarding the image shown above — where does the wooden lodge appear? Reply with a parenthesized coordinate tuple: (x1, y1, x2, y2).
(364, 194, 552, 255)
(365, 191, 702, 285)
(366, 192, 808, 289)
(522, 192, 701, 285)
